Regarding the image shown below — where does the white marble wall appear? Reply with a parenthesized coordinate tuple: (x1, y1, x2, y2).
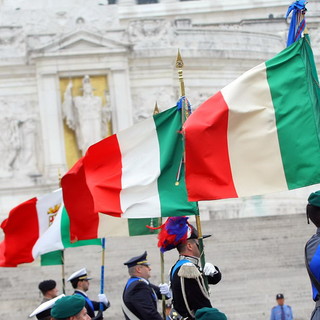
(0, 0, 319, 220)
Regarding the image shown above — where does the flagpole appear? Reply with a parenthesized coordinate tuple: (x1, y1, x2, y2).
(61, 251, 66, 294)
(100, 237, 106, 311)
(176, 50, 208, 290)
(153, 103, 166, 319)
(58, 168, 66, 294)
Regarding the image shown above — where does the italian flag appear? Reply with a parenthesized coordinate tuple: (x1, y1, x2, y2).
(62, 106, 198, 241)
(183, 35, 320, 201)
(0, 189, 100, 267)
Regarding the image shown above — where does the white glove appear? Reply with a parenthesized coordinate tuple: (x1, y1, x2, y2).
(203, 262, 218, 277)
(159, 283, 172, 298)
(98, 293, 109, 306)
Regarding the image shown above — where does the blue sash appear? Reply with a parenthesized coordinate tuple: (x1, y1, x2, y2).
(75, 292, 94, 313)
(125, 277, 141, 290)
(125, 277, 157, 301)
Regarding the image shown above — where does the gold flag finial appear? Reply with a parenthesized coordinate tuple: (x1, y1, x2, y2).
(176, 49, 185, 97)
(153, 101, 160, 115)
(176, 49, 184, 69)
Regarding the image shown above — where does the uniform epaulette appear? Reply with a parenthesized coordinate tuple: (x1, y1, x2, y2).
(178, 262, 201, 279)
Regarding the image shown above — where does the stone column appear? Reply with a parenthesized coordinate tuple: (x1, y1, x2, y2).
(37, 74, 67, 178)
(109, 69, 133, 132)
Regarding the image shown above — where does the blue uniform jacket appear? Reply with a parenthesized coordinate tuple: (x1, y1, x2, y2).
(74, 290, 109, 319)
(305, 228, 320, 301)
(270, 304, 293, 320)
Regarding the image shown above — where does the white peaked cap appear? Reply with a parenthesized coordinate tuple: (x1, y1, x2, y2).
(67, 268, 92, 282)
(29, 294, 65, 317)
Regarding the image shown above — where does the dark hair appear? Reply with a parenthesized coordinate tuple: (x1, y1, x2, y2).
(38, 280, 56, 295)
(176, 241, 187, 254)
(307, 204, 320, 227)
(70, 279, 79, 289)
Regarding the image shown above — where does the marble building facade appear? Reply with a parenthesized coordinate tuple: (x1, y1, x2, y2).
(0, 0, 320, 221)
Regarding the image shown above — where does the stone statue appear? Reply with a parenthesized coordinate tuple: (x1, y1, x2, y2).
(0, 115, 21, 178)
(19, 115, 40, 176)
(62, 75, 105, 155)
(62, 80, 75, 130)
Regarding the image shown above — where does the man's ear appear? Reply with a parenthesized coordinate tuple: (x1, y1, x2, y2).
(135, 266, 142, 275)
(186, 241, 193, 251)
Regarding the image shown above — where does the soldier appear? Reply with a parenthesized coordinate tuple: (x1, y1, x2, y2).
(29, 294, 65, 320)
(122, 251, 171, 320)
(305, 191, 320, 320)
(68, 268, 110, 319)
(31, 280, 59, 320)
(157, 217, 222, 320)
(38, 280, 59, 303)
(51, 295, 90, 320)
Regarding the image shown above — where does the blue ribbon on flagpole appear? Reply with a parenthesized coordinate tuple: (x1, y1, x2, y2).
(176, 96, 192, 114)
(286, 0, 307, 47)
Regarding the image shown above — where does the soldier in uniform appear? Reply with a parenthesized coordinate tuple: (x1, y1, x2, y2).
(122, 251, 171, 320)
(305, 191, 320, 320)
(68, 268, 110, 319)
(29, 294, 65, 320)
(38, 279, 59, 303)
(157, 217, 222, 320)
(32, 280, 59, 320)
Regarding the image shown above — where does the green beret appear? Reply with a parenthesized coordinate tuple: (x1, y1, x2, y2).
(308, 191, 320, 208)
(51, 295, 85, 319)
(195, 307, 227, 320)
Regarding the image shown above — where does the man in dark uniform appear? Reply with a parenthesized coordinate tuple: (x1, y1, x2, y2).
(305, 191, 320, 320)
(122, 251, 171, 320)
(33, 280, 59, 320)
(157, 217, 222, 320)
(68, 268, 110, 319)
(29, 294, 65, 320)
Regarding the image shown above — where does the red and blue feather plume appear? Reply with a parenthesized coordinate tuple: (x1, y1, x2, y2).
(147, 216, 192, 252)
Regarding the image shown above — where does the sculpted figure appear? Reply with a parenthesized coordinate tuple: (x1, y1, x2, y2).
(62, 76, 104, 155)
(0, 115, 20, 177)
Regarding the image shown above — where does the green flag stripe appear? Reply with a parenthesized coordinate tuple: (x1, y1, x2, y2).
(266, 36, 320, 189)
(40, 250, 63, 266)
(61, 207, 101, 247)
(127, 218, 160, 236)
(154, 107, 198, 217)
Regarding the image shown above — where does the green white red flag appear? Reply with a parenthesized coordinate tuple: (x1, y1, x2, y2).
(0, 189, 100, 267)
(62, 106, 198, 241)
(183, 35, 320, 201)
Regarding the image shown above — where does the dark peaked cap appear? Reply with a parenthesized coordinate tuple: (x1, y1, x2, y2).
(124, 251, 150, 268)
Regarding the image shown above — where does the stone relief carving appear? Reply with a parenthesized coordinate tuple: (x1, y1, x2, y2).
(0, 27, 26, 57)
(127, 19, 173, 47)
(62, 75, 110, 155)
(132, 86, 175, 122)
(0, 98, 40, 178)
(183, 87, 214, 111)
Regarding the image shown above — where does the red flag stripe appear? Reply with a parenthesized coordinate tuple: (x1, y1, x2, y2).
(184, 91, 238, 201)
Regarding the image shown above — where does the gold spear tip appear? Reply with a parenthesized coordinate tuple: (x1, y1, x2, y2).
(176, 49, 184, 69)
(153, 101, 160, 115)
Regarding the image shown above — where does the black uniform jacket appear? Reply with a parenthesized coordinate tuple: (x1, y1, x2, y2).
(123, 277, 163, 320)
(74, 290, 109, 319)
(170, 256, 222, 319)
